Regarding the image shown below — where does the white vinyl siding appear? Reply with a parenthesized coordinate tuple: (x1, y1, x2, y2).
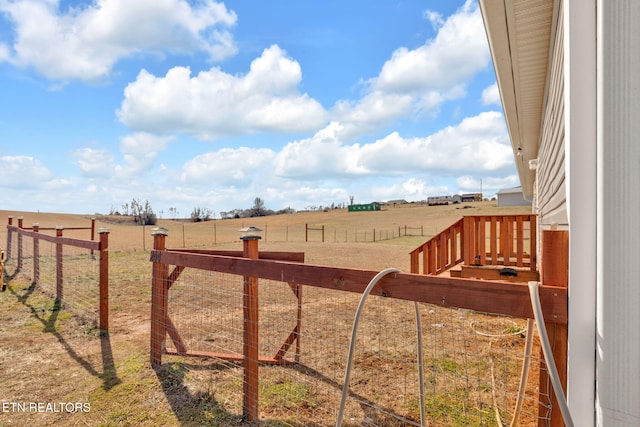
(537, 4, 567, 227)
(597, 1, 640, 425)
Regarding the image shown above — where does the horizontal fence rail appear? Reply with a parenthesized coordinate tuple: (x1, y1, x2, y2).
(410, 215, 537, 275)
(150, 228, 567, 424)
(152, 251, 565, 323)
(5, 219, 109, 331)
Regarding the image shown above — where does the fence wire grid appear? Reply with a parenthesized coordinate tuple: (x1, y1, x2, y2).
(156, 266, 552, 426)
(4, 231, 102, 328)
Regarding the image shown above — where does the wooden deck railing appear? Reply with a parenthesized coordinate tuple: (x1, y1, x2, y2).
(410, 215, 537, 275)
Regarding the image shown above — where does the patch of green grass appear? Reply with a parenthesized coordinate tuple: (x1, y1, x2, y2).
(407, 389, 496, 426)
(259, 378, 317, 411)
(429, 357, 463, 374)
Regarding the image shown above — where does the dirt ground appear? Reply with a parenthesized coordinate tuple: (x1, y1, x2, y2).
(0, 202, 535, 426)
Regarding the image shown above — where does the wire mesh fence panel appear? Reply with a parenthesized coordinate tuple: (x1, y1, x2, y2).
(77, 222, 432, 251)
(157, 264, 552, 426)
(37, 239, 101, 327)
(163, 268, 247, 417)
(4, 229, 103, 329)
(4, 231, 34, 283)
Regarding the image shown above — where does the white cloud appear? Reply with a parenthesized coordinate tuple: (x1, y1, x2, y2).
(331, 0, 490, 137)
(72, 148, 115, 178)
(0, 43, 9, 61)
(423, 10, 445, 31)
(180, 146, 276, 186)
(264, 184, 349, 210)
(332, 92, 414, 139)
(0, 0, 237, 82)
(0, 155, 53, 187)
(274, 122, 364, 179)
(370, 178, 430, 201)
(482, 83, 501, 106)
(457, 174, 520, 194)
(375, 0, 488, 93)
(117, 45, 328, 138)
(276, 111, 511, 181)
(119, 132, 173, 176)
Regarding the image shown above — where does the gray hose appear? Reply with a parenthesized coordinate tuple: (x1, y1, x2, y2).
(528, 281, 574, 427)
(336, 268, 426, 426)
(510, 318, 535, 426)
(414, 302, 426, 426)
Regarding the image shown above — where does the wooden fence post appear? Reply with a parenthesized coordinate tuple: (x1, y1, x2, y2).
(90, 218, 96, 255)
(242, 233, 261, 421)
(150, 227, 169, 367)
(538, 230, 569, 427)
(56, 226, 64, 301)
(33, 224, 39, 285)
(17, 217, 23, 271)
(6, 217, 13, 260)
(99, 229, 110, 333)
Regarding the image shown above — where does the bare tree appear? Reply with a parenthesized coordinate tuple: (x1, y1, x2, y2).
(251, 197, 266, 217)
(190, 207, 213, 222)
(130, 198, 157, 225)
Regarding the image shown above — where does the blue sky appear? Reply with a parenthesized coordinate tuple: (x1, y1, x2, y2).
(0, 0, 518, 217)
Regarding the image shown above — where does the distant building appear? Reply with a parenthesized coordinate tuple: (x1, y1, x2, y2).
(427, 195, 462, 206)
(496, 187, 531, 207)
(348, 203, 381, 212)
(461, 193, 483, 202)
(387, 199, 408, 206)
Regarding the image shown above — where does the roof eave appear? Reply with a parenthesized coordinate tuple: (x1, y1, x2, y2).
(479, 0, 554, 198)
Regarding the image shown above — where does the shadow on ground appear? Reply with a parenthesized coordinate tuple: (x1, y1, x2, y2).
(153, 359, 418, 427)
(7, 279, 122, 391)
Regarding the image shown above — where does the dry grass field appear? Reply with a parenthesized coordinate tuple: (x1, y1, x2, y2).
(0, 201, 536, 426)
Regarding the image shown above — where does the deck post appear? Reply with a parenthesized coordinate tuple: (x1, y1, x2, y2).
(538, 230, 569, 427)
(242, 233, 261, 421)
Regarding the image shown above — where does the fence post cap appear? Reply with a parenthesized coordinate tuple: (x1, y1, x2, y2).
(151, 227, 168, 236)
(239, 226, 262, 240)
(55, 225, 64, 230)
(98, 227, 110, 234)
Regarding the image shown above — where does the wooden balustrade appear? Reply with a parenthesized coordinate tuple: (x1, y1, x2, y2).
(410, 215, 537, 275)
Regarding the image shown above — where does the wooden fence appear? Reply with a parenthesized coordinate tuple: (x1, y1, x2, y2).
(305, 223, 424, 242)
(5, 217, 110, 331)
(149, 227, 568, 423)
(410, 215, 537, 275)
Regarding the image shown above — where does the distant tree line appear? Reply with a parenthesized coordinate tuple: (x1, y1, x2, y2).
(109, 196, 350, 225)
(220, 197, 295, 219)
(109, 198, 157, 225)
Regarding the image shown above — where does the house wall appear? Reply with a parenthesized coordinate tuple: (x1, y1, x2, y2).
(537, 0, 598, 424)
(565, 0, 598, 425)
(497, 190, 530, 207)
(537, 2, 568, 228)
(596, 1, 640, 425)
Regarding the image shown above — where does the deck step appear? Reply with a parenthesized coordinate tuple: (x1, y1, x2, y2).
(458, 265, 539, 282)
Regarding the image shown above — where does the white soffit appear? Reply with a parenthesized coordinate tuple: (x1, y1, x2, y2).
(479, 0, 554, 197)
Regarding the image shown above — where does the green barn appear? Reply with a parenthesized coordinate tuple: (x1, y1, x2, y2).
(347, 203, 381, 212)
